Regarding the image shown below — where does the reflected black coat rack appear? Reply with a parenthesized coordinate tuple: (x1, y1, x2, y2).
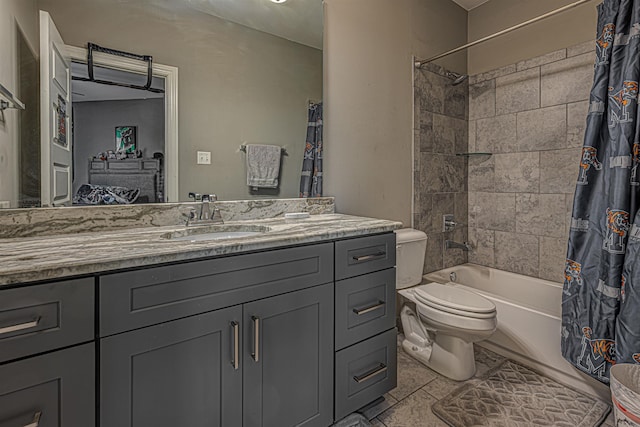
(72, 43, 165, 94)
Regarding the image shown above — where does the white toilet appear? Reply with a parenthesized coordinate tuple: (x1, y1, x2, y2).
(395, 228, 497, 381)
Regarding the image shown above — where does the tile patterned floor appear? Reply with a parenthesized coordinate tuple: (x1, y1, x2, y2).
(362, 335, 616, 427)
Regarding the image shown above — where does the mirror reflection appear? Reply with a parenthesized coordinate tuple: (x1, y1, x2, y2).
(1, 0, 323, 209)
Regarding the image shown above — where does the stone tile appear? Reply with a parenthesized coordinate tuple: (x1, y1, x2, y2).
(539, 236, 567, 283)
(476, 114, 517, 153)
(454, 192, 468, 224)
(468, 155, 495, 192)
(516, 48, 567, 71)
(516, 193, 567, 237)
(496, 68, 540, 115)
(567, 40, 595, 58)
(422, 373, 462, 400)
(567, 100, 590, 147)
(421, 154, 465, 193)
(541, 52, 594, 107)
(494, 231, 540, 276)
(444, 80, 468, 120)
(378, 389, 448, 427)
(428, 193, 455, 234)
(468, 192, 516, 232)
(443, 226, 468, 268)
(469, 80, 496, 120)
(540, 148, 582, 193)
(468, 227, 495, 267)
(359, 393, 398, 420)
(433, 114, 466, 155)
(388, 350, 439, 401)
(494, 152, 540, 193)
(517, 105, 567, 151)
(415, 69, 446, 114)
(419, 119, 434, 153)
(423, 232, 443, 274)
(469, 64, 517, 84)
(417, 192, 432, 231)
(474, 346, 506, 369)
(468, 120, 477, 152)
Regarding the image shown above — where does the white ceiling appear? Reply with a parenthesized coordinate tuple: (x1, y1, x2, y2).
(450, 0, 491, 11)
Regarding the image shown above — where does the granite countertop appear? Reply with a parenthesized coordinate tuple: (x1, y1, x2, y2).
(0, 214, 402, 286)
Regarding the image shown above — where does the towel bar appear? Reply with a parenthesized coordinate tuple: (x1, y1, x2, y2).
(0, 82, 25, 111)
(239, 145, 288, 155)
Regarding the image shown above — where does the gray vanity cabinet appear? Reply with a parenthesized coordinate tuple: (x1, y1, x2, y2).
(0, 343, 95, 427)
(100, 306, 243, 427)
(243, 283, 334, 427)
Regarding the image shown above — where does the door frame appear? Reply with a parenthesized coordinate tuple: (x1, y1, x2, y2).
(65, 45, 179, 202)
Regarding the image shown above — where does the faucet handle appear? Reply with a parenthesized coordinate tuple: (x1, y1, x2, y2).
(203, 194, 218, 202)
(188, 192, 201, 201)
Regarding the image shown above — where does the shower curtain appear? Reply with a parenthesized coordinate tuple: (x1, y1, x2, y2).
(299, 102, 323, 198)
(562, 0, 640, 383)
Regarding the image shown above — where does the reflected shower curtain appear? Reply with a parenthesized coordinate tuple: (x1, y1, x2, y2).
(562, 0, 640, 383)
(300, 102, 323, 198)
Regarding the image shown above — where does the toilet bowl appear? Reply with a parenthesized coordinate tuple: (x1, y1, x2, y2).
(394, 229, 498, 381)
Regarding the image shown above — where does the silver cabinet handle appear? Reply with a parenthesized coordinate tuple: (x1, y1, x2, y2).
(0, 317, 40, 336)
(353, 364, 387, 384)
(251, 316, 260, 362)
(24, 411, 41, 427)
(353, 301, 385, 316)
(230, 321, 239, 370)
(352, 251, 386, 262)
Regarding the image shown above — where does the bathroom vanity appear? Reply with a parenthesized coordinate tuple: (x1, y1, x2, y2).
(0, 211, 400, 427)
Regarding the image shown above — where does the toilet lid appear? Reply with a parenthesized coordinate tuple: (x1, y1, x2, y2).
(414, 283, 496, 314)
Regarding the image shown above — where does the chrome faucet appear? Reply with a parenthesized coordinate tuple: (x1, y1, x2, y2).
(445, 240, 472, 251)
(186, 192, 224, 226)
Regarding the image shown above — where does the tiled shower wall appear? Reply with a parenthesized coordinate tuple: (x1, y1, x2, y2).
(413, 63, 469, 274)
(466, 41, 594, 282)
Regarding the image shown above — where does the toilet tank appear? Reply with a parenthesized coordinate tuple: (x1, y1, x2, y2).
(395, 228, 428, 289)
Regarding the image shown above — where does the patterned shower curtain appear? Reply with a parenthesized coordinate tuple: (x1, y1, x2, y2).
(299, 102, 323, 198)
(562, 0, 640, 383)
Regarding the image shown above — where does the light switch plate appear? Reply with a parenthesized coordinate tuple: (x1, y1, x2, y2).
(197, 151, 211, 165)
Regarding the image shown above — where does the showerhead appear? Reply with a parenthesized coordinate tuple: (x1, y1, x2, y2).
(446, 72, 468, 86)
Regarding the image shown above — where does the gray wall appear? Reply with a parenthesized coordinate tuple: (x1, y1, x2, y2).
(413, 63, 468, 274)
(467, 0, 598, 75)
(72, 99, 165, 193)
(466, 41, 593, 282)
(323, 0, 467, 226)
(38, 0, 322, 201)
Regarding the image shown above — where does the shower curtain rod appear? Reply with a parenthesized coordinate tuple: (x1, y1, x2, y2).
(414, 0, 594, 69)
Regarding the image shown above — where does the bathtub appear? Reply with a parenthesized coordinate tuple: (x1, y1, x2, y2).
(421, 263, 611, 402)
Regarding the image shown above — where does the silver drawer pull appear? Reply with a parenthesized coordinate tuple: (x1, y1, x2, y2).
(230, 321, 239, 370)
(352, 251, 386, 262)
(24, 411, 42, 427)
(353, 364, 387, 384)
(251, 316, 260, 363)
(353, 301, 385, 316)
(0, 317, 40, 336)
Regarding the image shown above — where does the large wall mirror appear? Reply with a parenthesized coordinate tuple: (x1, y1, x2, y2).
(1, 0, 323, 209)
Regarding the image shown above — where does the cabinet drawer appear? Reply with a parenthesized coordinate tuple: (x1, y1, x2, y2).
(335, 329, 397, 420)
(0, 343, 95, 427)
(335, 234, 396, 280)
(335, 269, 395, 350)
(100, 243, 333, 336)
(0, 278, 94, 364)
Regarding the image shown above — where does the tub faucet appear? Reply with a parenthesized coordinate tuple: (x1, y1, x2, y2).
(445, 240, 472, 251)
(186, 192, 224, 226)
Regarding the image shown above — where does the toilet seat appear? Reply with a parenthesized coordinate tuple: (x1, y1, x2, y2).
(414, 283, 496, 316)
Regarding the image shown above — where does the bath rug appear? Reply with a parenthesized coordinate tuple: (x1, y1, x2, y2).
(432, 360, 611, 427)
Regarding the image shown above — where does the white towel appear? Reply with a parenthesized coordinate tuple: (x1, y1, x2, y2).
(245, 144, 281, 189)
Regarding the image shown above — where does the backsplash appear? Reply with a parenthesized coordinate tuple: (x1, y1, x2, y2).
(413, 62, 469, 274)
(466, 41, 593, 282)
(0, 198, 335, 239)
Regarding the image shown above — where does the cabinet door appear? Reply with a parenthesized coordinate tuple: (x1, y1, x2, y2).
(100, 306, 242, 427)
(0, 343, 95, 427)
(243, 284, 334, 427)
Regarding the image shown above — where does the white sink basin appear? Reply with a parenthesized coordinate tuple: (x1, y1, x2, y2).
(162, 224, 270, 242)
